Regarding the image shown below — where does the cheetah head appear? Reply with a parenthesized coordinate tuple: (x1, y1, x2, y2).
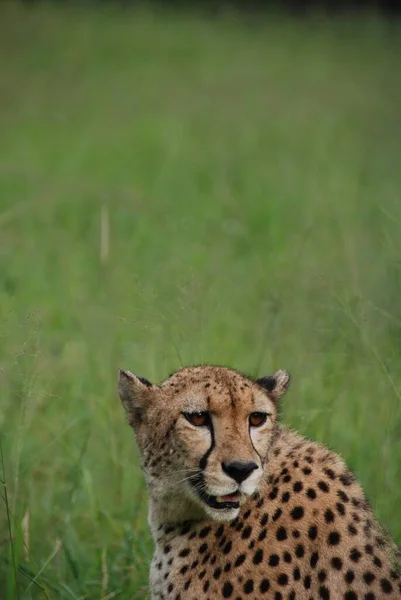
(118, 365, 290, 523)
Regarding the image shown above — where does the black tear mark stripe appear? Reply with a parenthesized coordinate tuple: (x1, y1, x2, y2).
(199, 420, 215, 470)
(249, 411, 263, 461)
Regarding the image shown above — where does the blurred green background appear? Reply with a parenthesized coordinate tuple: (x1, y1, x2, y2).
(0, 3, 400, 599)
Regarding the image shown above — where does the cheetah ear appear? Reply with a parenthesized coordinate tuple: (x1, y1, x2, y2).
(256, 369, 290, 401)
(118, 369, 156, 428)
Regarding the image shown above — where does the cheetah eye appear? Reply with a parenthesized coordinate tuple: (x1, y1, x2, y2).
(249, 412, 268, 427)
(183, 412, 211, 427)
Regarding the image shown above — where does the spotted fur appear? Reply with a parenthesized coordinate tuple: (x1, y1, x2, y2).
(118, 365, 401, 600)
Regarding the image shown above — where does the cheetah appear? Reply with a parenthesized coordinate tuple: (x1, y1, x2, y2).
(118, 365, 401, 599)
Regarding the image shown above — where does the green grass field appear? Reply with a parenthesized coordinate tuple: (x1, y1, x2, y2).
(0, 3, 400, 598)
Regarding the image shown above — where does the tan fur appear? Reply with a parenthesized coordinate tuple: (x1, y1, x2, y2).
(118, 365, 401, 600)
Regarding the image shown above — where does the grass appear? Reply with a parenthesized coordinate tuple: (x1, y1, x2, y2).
(0, 2, 400, 598)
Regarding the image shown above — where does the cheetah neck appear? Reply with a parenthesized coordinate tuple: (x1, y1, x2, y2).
(148, 491, 206, 538)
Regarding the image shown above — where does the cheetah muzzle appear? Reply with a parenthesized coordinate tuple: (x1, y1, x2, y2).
(118, 364, 401, 600)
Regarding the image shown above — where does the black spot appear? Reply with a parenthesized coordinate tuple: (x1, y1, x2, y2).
(275, 593, 283, 600)
(203, 580, 210, 592)
(324, 509, 335, 523)
(184, 578, 191, 591)
(253, 549, 263, 564)
(345, 570, 355, 584)
(215, 524, 225, 537)
(269, 487, 279, 500)
(199, 526, 211, 538)
(293, 567, 301, 580)
(199, 543, 208, 553)
(340, 472, 355, 486)
(258, 528, 267, 541)
(344, 593, 357, 600)
(293, 481, 303, 492)
(180, 565, 188, 574)
(234, 554, 246, 567)
(191, 560, 198, 569)
(308, 525, 318, 540)
(269, 554, 280, 566)
(350, 548, 362, 562)
(380, 579, 393, 594)
(224, 562, 231, 572)
(167, 583, 174, 593)
(283, 551, 292, 563)
(223, 541, 232, 555)
(323, 468, 336, 480)
(295, 544, 305, 558)
(337, 490, 349, 502)
(320, 586, 330, 599)
(302, 467, 312, 475)
(256, 497, 264, 508)
(260, 513, 269, 526)
(243, 579, 254, 593)
(243, 509, 251, 520)
(348, 524, 358, 536)
(304, 575, 311, 589)
(289, 591, 296, 600)
(328, 531, 341, 545)
(213, 568, 222, 580)
(365, 544, 373, 555)
(178, 547, 188, 557)
(307, 488, 317, 500)
(336, 502, 346, 516)
(318, 570, 327, 582)
(292, 530, 301, 538)
(331, 556, 343, 570)
(273, 508, 282, 521)
(291, 506, 304, 520)
(310, 552, 319, 568)
(364, 594, 376, 600)
(278, 573, 289, 586)
(373, 556, 382, 568)
(293, 460, 299, 467)
(363, 572, 376, 585)
(180, 523, 191, 535)
(318, 481, 329, 492)
(283, 474, 292, 483)
(222, 582, 233, 597)
(198, 570, 206, 580)
(276, 527, 288, 541)
(260, 579, 270, 593)
(282, 491, 290, 503)
(242, 525, 252, 539)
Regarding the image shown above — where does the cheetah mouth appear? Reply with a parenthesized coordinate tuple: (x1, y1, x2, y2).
(190, 475, 240, 510)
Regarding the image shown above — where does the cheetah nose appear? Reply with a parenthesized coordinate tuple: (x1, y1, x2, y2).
(222, 460, 259, 484)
